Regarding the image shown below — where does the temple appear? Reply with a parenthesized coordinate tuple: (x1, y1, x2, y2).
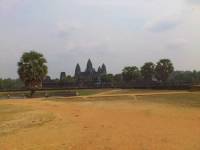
(43, 59, 107, 88)
(75, 59, 107, 83)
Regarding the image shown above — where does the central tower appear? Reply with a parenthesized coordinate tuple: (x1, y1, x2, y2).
(86, 59, 94, 74)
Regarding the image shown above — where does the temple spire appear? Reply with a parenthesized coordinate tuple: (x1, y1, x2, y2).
(75, 63, 81, 77)
(98, 66, 102, 73)
(102, 63, 107, 74)
(60, 72, 66, 81)
(86, 59, 93, 73)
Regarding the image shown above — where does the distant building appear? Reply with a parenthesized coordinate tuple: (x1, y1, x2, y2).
(43, 59, 107, 88)
(75, 59, 107, 84)
(60, 72, 67, 81)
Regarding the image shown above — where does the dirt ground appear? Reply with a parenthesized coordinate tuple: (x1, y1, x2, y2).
(0, 91, 200, 150)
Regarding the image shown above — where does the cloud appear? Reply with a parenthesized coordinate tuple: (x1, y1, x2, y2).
(150, 21, 178, 32)
(56, 22, 82, 38)
(145, 16, 182, 32)
(0, 0, 25, 14)
(186, 0, 200, 11)
(187, 0, 200, 4)
(0, 0, 200, 77)
(77, 0, 137, 7)
(166, 38, 188, 50)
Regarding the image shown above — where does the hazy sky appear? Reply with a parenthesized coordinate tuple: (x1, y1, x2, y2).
(0, 0, 200, 78)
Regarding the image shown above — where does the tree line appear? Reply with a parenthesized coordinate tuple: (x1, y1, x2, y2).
(122, 59, 174, 83)
(0, 79, 24, 90)
(1, 51, 200, 96)
(49, 59, 174, 85)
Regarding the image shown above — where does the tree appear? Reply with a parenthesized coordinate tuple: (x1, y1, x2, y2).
(65, 75, 76, 84)
(0, 78, 24, 90)
(114, 74, 122, 82)
(122, 66, 140, 82)
(168, 71, 193, 84)
(155, 59, 174, 82)
(18, 51, 48, 97)
(141, 62, 155, 81)
(192, 70, 200, 84)
(101, 74, 114, 83)
(113, 74, 123, 86)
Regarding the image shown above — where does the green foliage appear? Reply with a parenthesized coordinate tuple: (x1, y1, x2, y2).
(122, 66, 141, 82)
(18, 51, 48, 96)
(0, 79, 24, 90)
(114, 74, 122, 82)
(168, 71, 200, 84)
(155, 59, 174, 82)
(192, 70, 200, 84)
(141, 62, 155, 81)
(59, 73, 76, 84)
(65, 75, 76, 84)
(101, 74, 114, 83)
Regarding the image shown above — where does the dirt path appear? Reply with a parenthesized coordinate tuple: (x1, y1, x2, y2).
(89, 91, 190, 97)
(93, 89, 122, 96)
(66, 90, 191, 100)
(0, 97, 200, 150)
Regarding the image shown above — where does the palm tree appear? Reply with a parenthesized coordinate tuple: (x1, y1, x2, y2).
(141, 62, 155, 81)
(155, 59, 174, 82)
(18, 51, 48, 97)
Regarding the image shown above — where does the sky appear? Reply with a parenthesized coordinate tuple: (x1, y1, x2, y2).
(0, 0, 200, 78)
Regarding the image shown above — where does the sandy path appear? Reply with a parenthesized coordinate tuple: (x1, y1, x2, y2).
(65, 90, 191, 100)
(89, 91, 190, 97)
(93, 90, 122, 96)
(0, 97, 200, 150)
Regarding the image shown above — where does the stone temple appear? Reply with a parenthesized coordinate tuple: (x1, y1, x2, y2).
(43, 59, 107, 88)
(75, 59, 107, 83)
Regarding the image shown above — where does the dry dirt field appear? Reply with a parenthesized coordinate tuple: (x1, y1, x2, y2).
(0, 90, 200, 150)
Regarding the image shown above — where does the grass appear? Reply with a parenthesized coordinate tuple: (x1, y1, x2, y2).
(47, 91, 200, 108)
(0, 89, 108, 98)
(0, 90, 200, 149)
(0, 104, 31, 122)
(106, 89, 186, 94)
(137, 92, 200, 108)
(0, 104, 54, 136)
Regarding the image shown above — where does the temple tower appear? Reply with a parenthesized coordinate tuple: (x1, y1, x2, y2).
(102, 64, 107, 74)
(60, 72, 66, 81)
(75, 63, 81, 77)
(86, 59, 94, 74)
